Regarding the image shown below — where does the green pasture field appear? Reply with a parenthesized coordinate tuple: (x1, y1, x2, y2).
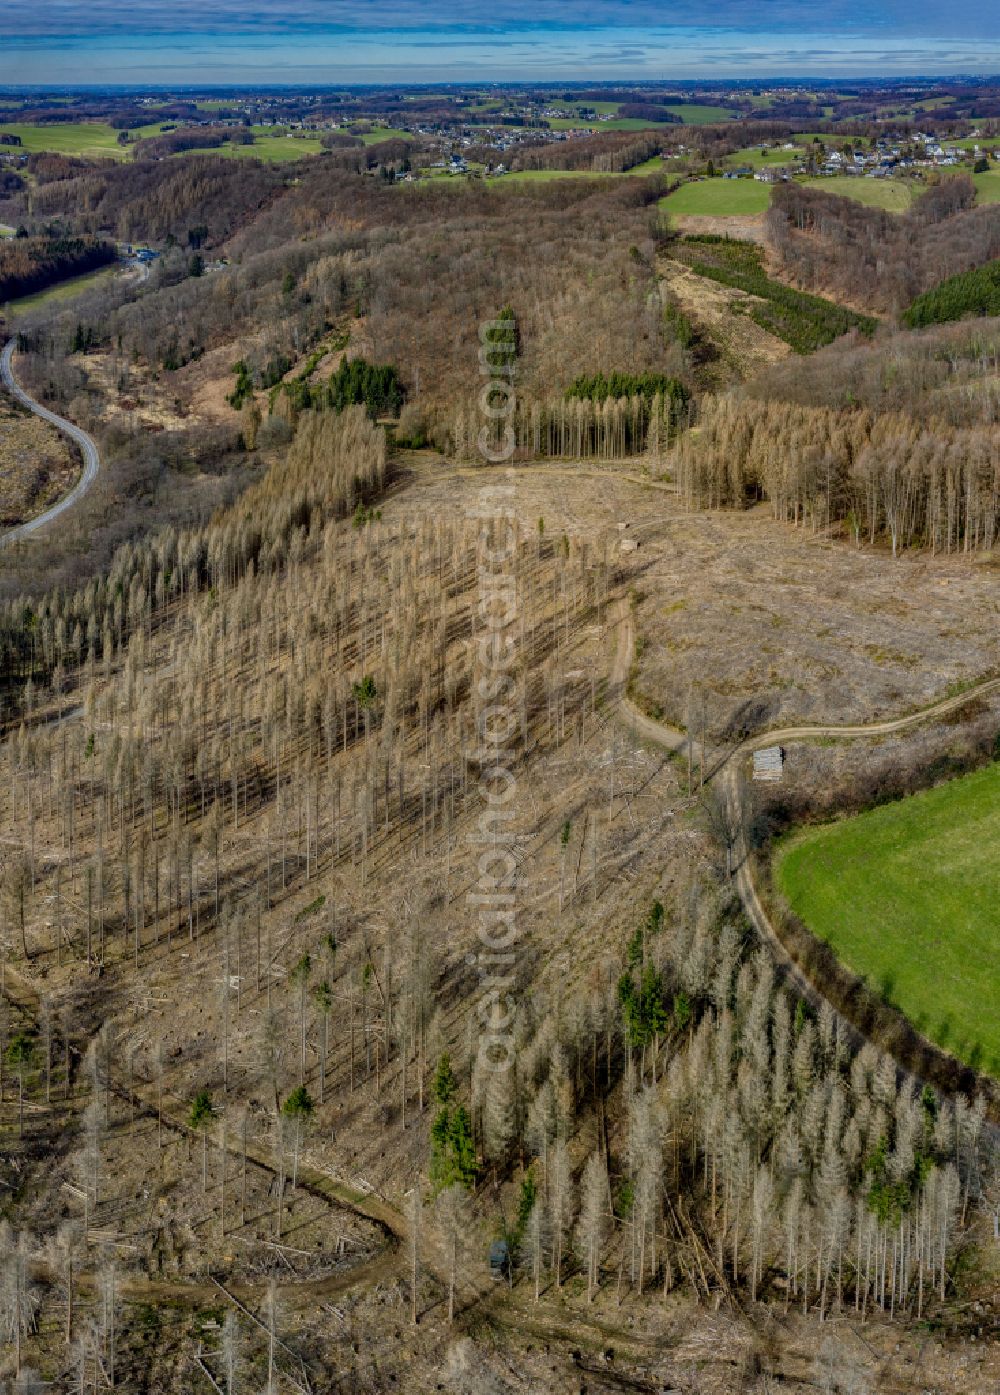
(776, 762, 1000, 1077)
(0, 121, 168, 160)
(4, 264, 118, 313)
(658, 177, 772, 216)
(973, 170, 1000, 204)
(662, 104, 738, 124)
(497, 158, 664, 184)
(174, 131, 325, 163)
(544, 116, 674, 132)
(497, 168, 621, 182)
(797, 175, 916, 212)
(726, 145, 805, 169)
(356, 128, 414, 145)
(625, 156, 668, 175)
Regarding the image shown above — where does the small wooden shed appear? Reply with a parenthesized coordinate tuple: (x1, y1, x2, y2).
(752, 745, 785, 782)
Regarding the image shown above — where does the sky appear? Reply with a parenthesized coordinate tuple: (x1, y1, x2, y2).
(0, 1, 998, 86)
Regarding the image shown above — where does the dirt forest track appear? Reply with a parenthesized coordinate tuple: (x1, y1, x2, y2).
(610, 595, 1000, 1108)
(0, 336, 102, 548)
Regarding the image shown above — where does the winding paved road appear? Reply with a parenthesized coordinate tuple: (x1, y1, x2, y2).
(1, 336, 101, 548)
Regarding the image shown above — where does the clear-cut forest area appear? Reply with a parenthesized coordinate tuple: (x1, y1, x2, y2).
(0, 73, 997, 1395)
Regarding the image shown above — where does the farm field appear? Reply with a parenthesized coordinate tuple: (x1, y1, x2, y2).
(499, 167, 623, 182)
(659, 177, 773, 216)
(546, 115, 680, 131)
(973, 169, 1000, 203)
(193, 133, 326, 162)
(357, 126, 414, 144)
(663, 103, 738, 123)
(627, 155, 669, 175)
(797, 175, 917, 211)
(501, 156, 666, 182)
(727, 144, 805, 169)
(0, 120, 167, 159)
(549, 104, 738, 126)
(494, 157, 666, 184)
(776, 762, 1000, 1076)
(0, 119, 331, 164)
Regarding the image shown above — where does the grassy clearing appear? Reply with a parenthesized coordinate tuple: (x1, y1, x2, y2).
(0, 121, 166, 160)
(797, 176, 916, 212)
(4, 264, 118, 313)
(973, 170, 1000, 204)
(659, 178, 772, 216)
(627, 156, 668, 176)
(776, 762, 1000, 1076)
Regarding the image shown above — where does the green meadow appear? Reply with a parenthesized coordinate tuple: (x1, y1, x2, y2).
(0, 121, 169, 160)
(797, 176, 917, 212)
(972, 170, 1000, 203)
(659, 177, 773, 216)
(776, 762, 1000, 1077)
(4, 264, 119, 313)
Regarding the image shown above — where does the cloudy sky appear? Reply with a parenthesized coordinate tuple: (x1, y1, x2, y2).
(0, 1, 997, 85)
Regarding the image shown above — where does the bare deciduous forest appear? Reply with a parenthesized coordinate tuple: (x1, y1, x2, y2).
(767, 178, 1000, 312)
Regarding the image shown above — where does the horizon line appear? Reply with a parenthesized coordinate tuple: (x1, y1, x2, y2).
(3, 73, 1000, 91)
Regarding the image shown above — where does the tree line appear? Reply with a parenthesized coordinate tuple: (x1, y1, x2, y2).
(0, 235, 115, 303)
(511, 132, 666, 174)
(451, 388, 692, 462)
(674, 394, 1000, 555)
